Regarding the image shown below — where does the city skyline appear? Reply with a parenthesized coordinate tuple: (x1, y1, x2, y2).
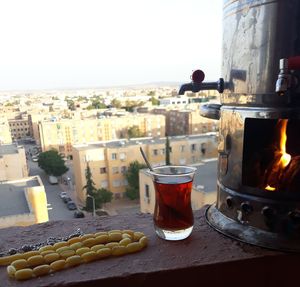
(0, 0, 222, 91)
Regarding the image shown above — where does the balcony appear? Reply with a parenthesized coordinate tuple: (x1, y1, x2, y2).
(0, 206, 299, 287)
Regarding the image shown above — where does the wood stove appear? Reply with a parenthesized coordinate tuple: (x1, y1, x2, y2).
(180, 0, 300, 251)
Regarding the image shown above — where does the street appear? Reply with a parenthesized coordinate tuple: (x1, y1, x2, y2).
(24, 143, 76, 221)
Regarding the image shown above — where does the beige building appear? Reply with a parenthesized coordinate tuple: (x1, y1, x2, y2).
(0, 176, 49, 229)
(39, 114, 165, 157)
(139, 161, 218, 214)
(149, 105, 218, 136)
(168, 109, 218, 136)
(0, 118, 12, 144)
(0, 143, 28, 181)
(72, 134, 218, 206)
(8, 117, 30, 140)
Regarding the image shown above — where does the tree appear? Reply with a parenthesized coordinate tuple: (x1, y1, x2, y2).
(87, 99, 107, 110)
(111, 99, 122, 108)
(148, 90, 155, 96)
(165, 135, 171, 165)
(124, 161, 147, 200)
(82, 163, 97, 212)
(128, 125, 145, 138)
(94, 188, 113, 209)
(38, 149, 69, 176)
(151, 96, 160, 105)
(67, 99, 75, 111)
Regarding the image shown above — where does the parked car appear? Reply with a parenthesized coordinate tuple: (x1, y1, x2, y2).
(63, 197, 72, 204)
(74, 210, 85, 218)
(59, 191, 67, 199)
(62, 176, 71, 185)
(67, 201, 77, 210)
(32, 156, 39, 162)
(48, 176, 58, 185)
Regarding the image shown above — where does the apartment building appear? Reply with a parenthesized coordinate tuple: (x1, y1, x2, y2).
(0, 143, 28, 181)
(72, 133, 218, 205)
(168, 109, 218, 136)
(0, 118, 12, 144)
(8, 117, 30, 140)
(159, 96, 189, 106)
(0, 176, 48, 229)
(39, 114, 165, 157)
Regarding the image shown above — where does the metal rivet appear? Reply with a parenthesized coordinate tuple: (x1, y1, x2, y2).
(261, 206, 274, 219)
(226, 196, 234, 209)
(240, 202, 253, 214)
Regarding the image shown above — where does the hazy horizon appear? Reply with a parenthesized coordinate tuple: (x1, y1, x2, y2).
(0, 0, 223, 92)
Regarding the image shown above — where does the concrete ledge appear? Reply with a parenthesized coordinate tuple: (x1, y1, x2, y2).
(0, 206, 299, 287)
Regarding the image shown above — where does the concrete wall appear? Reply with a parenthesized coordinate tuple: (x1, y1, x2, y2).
(0, 176, 49, 229)
(0, 146, 28, 181)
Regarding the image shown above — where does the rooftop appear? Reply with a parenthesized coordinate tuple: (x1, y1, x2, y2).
(0, 144, 20, 156)
(0, 178, 40, 217)
(73, 133, 218, 151)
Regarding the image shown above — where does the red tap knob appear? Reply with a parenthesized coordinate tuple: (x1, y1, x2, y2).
(191, 70, 205, 84)
(288, 56, 300, 70)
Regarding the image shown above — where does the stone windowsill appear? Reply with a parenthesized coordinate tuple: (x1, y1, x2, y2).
(0, 206, 299, 287)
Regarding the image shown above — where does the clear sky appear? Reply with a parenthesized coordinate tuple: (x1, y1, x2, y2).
(0, 0, 223, 91)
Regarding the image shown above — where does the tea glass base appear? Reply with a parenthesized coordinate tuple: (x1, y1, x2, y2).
(154, 226, 193, 241)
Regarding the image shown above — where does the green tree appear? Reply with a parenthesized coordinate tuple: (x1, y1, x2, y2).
(151, 96, 160, 105)
(94, 188, 113, 209)
(124, 161, 146, 200)
(165, 135, 171, 165)
(148, 90, 155, 96)
(111, 99, 122, 108)
(87, 100, 107, 110)
(67, 99, 75, 111)
(38, 150, 69, 176)
(82, 163, 97, 212)
(128, 125, 144, 138)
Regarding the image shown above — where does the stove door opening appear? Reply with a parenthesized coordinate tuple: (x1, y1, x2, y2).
(242, 118, 300, 193)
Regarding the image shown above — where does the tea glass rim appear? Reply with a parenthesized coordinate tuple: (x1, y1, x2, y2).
(148, 165, 197, 177)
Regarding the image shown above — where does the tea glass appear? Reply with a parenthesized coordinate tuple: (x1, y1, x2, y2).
(149, 165, 197, 241)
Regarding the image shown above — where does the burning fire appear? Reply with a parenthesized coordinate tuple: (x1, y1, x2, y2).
(265, 119, 291, 191)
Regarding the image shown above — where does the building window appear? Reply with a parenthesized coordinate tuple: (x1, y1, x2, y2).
(101, 180, 108, 188)
(153, 149, 158, 156)
(145, 184, 150, 198)
(120, 166, 127, 174)
(144, 184, 150, 204)
(161, 148, 165, 155)
(191, 144, 196, 152)
(111, 153, 117, 160)
(201, 143, 207, 156)
(100, 167, 107, 174)
(112, 167, 119, 174)
(112, 180, 120, 187)
(119, 152, 126, 161)
(123, 179, 128, 186)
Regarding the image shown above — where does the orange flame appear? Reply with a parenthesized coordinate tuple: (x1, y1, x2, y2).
(265, 119, 291, 191)
(278, 119, 291, 168)
(265, 185, 276, 191)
